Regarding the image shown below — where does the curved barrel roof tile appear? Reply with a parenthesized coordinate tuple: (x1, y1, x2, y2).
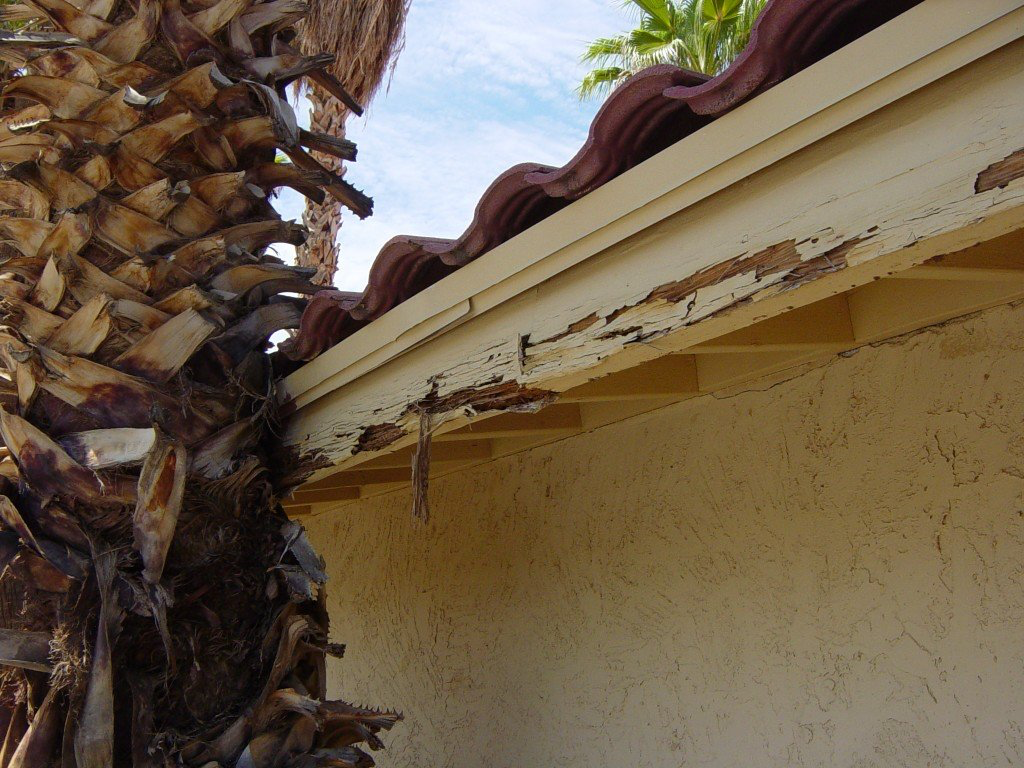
(284, 0, 923, 362)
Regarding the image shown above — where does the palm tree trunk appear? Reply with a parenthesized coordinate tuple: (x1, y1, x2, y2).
(0, 1, 397, 765)
(294, 0, 409, 287)
(298, 86, 347, 286)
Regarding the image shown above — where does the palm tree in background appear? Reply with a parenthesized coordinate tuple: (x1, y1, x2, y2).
(296, 0, 409, 286)
(579, 0, 768, 98)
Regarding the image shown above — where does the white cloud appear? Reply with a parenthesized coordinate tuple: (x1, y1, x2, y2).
(336, 112, 587, 290)
(280, 0, 633, 292)
(394, 0, 629, 102)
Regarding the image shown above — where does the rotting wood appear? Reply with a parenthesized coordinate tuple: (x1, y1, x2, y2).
(976, 147, 1024, 193)
(352, 379, 555, 457)
(521, 227, 870, 381)
(540, 312, 601, 345)
(538, 236, 855, 351)
(411, 410, 432, 523)
(284, 23, 1024, 487)
(419, 379, 555, 415)
(782, 236, 863, 284)
(646, 239, 800, 306)
(356, 422, 405, 454)
(294, 234, 1024, 510)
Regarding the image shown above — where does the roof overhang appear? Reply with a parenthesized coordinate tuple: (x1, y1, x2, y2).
(281, 0, 1024, 513)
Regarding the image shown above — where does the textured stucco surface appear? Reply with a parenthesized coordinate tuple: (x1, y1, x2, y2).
(306, 301, 1024, 767)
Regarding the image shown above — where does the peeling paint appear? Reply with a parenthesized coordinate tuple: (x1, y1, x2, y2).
(537, 240, 802, 344)
(541, 313, 602, 345)
(285, 41, 1024, 474)
(596, 325, 644, 341)
(530, 237, 856, 351)
(648, 240, 801, 306)
(351, 380, 556, 457)
(419, 380, 554, 415)
(780, 236, 860, 287)
(975, 147, 1024, 193)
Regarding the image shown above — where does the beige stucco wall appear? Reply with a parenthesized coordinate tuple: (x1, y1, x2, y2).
(306, 301, 1024, 767)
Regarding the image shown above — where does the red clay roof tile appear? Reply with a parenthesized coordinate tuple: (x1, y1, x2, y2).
(283, 0, 924, 362)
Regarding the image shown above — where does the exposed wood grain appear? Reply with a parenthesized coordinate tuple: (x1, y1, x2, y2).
(976, 147, 1024, 193)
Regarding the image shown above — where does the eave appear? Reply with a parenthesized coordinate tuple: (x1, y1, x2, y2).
(281, 0, 1024, 514)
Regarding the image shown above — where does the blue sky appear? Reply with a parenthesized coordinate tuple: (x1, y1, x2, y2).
(276, 0, 633, 291)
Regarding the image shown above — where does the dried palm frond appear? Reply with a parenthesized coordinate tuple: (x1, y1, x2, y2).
(298, 0, 409, 106)
(0, 0, 400, 764)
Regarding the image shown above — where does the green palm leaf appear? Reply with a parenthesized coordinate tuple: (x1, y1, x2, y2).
(625, 0, 675, 28)
(701, 0, 743, 23)
(579, 0, 768, 99)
